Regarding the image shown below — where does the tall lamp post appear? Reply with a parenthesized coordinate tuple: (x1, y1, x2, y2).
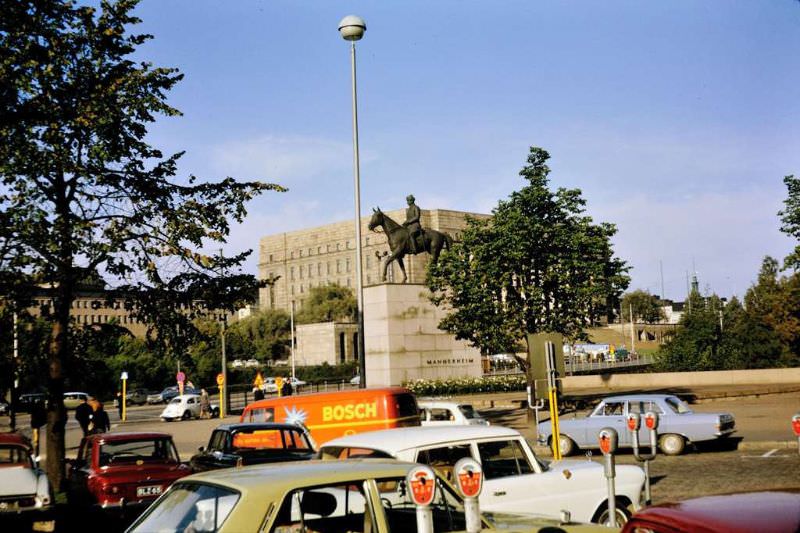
(339, 15, 367, 388)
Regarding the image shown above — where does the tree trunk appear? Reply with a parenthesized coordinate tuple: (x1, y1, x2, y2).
(45, 319, 68, 490)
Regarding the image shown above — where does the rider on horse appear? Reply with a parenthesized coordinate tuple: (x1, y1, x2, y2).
(403, 194, 423, 253)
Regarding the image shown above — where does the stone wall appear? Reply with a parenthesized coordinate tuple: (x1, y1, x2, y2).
(563, 367, 800, 391)
(295, 322, 358, 366)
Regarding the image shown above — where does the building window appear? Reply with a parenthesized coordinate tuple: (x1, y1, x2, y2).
(290, 267, 295, 281)
(308, 264, 313, 279)
(366, 256, 371, 268)
(327, 262, 331, 275)
(336, 243, 341, 251)
(300, 285, 304, 294)
(317, 263, 322, 276)
(366, 237, 370, 245)
(290, 251, 294, 259)
(346, 258, 351, 272)
(327, 244, 331, 252)
(290, 285, 295, 295)
(317, 246, 321, 254)
(337, 260, 342, 273)
(299, 265, 304, 279)
(269, 254, 273, 262)
(308, 248, 313, 256)
(347, 278, 351, 287)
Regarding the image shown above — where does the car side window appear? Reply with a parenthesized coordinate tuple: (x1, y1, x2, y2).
(430, 408, 453, 421)
(271, 483, 374, 533)
(208, 430, 227, 451)
(629, 401, 663, 415)
(600, 402, 624, 416)
(477, 440, 533, 480)
(416, 445, 472, 482)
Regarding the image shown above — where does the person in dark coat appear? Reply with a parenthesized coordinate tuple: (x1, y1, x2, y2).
(281, 380, 292, 397)
(89, 402, 110, 434)
(253, 387, 265, 401)
(75, 397, 93, 437)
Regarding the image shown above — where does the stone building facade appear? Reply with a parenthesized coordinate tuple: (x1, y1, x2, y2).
(257, 208, 487, 314)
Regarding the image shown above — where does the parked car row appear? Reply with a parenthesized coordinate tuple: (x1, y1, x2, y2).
(3, 387, 766, 533)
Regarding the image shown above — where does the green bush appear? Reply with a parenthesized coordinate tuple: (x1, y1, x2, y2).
(403, 375, 526, 395)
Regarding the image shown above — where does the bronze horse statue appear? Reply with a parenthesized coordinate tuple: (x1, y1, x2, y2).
(368, 207, 452, 283)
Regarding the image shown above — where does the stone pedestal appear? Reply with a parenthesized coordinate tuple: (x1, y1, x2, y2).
(363, 283, 482, 387)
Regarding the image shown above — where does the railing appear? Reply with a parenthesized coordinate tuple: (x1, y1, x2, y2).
(564, 354, 655, 374)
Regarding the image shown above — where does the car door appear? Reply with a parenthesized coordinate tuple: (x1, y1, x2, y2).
(586, 400, 628, 446)
(474, 438, 555, 514)
(627, 399, 665, 447)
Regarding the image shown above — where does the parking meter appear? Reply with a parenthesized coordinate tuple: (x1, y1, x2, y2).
(644, 411, 659, 431)
(407, 465, 436, 533)
(793, 414, 800, 456)
(597, 428, 618, 527)
(454, 458, 483, 533)
(627, 412, 656, 504)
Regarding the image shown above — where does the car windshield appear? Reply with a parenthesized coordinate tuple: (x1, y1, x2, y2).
(231, 428, 313, 451)
(458, 404, 480, 419)
(99, 438, 179, 466)
(664, 396, 693, 414)
(129, 482, 239, 533)
(0, 444, 32, 468)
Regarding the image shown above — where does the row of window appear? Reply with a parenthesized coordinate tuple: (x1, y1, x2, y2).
(285, 255, 387, 282)
(266, 236, 385, 263)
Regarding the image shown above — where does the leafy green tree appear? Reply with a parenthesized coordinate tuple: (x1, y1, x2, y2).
(428, 147, 630, 355)
(621, 290, 666, 324)
(228, 310, 291, 361)
(656, 290, 726, 371)
(295, 284, 357, 325)
(0, 0, 283, 487)
(779, 175, 800, 270)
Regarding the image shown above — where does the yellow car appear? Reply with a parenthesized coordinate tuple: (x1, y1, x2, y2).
(127, 459, 613, 533)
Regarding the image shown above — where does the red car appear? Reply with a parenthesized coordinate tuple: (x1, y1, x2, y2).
(67, 432, 191, 511)
(622, 491, 800, 533)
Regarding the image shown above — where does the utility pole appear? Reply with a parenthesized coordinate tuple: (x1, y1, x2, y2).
(11, 310, 19, 431)
(219, 249, 227, 416)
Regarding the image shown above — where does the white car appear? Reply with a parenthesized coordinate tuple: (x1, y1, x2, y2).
(0, 433, 54, 531)
(160, 394, 202, 421)
(349, 375, 361, 385)
(418, 400, 489, 426)
(231, 359, 245, 368)
(262, 376, 306, 393)
(244, 358, 260, 368)
(319, 425, 645, 525)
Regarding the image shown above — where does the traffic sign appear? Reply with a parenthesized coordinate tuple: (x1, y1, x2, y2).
(254, 372, 264, 388)
(216, 373, 224, 386)
(176, 371, 186, 383)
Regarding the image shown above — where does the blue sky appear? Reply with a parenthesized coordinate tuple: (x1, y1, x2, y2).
(132, 0, 800, 301)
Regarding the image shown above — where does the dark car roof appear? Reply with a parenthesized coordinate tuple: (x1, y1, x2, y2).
(624, 491, 800, 533)
(213, 422, 306, 432)
(85, 432, 173, 443)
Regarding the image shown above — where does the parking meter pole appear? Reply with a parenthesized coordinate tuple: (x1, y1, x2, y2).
(453, 457, 484, 533)
(598, 428, 618, 528)
(545, 342, 562, 460)
(415, 506, 433, 533)
(407, 466, 436, 533)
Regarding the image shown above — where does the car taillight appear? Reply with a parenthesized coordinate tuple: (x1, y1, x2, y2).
(101, 485, 119, 494)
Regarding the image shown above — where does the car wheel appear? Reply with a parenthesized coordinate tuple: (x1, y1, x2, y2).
(659, 433, 686, 456)
(162, 417, 171, 422)
(557, 434, 577, 456)
(593, 500, 632, 526)
(182, 410, 191, 420)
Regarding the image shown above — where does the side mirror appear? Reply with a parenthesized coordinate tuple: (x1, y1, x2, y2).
(197, 446, 205, 452)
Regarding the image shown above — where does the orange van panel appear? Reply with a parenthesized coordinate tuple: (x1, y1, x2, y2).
(240, 387, 420, 445)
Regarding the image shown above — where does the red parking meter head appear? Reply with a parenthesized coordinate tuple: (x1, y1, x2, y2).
(644, 411, 659, 431)
(626, 413, 640, 432)
(598, 428, 618, 455)
(453, 458, 483, 498)
(406, 466, 436, 507)
(792, 414, 800, 437)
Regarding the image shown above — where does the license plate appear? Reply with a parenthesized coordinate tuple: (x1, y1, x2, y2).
(136, 485, 163, 497)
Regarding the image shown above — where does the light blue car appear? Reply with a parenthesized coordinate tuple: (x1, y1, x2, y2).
(537, 393, 736, 456)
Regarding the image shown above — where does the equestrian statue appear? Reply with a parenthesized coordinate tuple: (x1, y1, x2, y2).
(368, 195, 452, 283)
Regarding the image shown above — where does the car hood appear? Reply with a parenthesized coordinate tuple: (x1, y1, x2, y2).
(547, 458, 646, 484)
(0, 466, 38, 496)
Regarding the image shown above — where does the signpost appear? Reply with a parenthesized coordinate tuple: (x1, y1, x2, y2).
(276, 376, 284, 397)
(216, 373, 225, 420)
(120, 371, 128, 422)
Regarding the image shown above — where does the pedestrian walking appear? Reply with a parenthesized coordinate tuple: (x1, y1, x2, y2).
(89, 400, 110, 434)
(75, 396, 93, 437)
(200, 388, 210, 419)
(116, 391, 123, 420)
(253, 386, 264, 402)
(281, 380, 292, 397)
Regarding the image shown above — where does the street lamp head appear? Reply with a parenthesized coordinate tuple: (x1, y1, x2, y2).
(338, 15, 366, 41)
